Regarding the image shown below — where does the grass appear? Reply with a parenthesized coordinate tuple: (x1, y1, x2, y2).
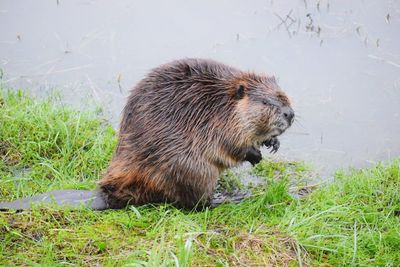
(0, 89, 399, 266)
(0, 89, 116, 200)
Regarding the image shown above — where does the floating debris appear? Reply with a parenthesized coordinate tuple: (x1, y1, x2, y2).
(274, 10, 296, 38)
(356, 26, 362, 36)
(117, 73, 123, 93)
(385, 13, 390, 24)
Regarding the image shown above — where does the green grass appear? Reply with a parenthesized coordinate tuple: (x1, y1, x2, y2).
(0, 89, 116, 200)
(0, 89, 399, 266)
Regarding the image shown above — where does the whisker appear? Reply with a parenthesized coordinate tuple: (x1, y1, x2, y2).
(294, 118, 306, 130)
(294, 113, 303, 120)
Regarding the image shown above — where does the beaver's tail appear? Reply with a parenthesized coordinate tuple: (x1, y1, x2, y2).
(0, 190, 109, 211)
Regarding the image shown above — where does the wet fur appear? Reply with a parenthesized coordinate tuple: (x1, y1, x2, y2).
(99, 58, 292, 209)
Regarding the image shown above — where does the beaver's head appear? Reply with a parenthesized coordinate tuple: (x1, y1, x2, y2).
(233, 74, 294, 146)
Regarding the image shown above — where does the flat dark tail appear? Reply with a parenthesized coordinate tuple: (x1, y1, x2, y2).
(0, 189, 253, 211)
(0, 190, 109, 211)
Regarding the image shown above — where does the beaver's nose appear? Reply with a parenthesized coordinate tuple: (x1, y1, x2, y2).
(282, 106, 295, 125)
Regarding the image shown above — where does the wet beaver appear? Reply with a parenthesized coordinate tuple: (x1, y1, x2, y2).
(0, 58, 294, 211)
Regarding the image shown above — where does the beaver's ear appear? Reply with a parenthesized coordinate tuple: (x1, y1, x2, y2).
(235, 85, 246, 100)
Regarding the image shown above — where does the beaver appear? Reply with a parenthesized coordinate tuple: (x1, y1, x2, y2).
(0, 58, 294, 211)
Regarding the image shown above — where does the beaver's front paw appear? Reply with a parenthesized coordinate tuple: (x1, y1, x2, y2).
(263, 137, 280, 154)
(244, 146, 262, 166)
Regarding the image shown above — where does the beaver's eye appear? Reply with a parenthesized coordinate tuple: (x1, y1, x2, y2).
(235, 85, 245, 100)
(262, 99, 269, 105)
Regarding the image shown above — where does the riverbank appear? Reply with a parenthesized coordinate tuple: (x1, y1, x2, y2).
(0, 90, 399, 266)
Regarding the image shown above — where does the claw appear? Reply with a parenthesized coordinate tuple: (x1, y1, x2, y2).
(263, 137, 280, 154)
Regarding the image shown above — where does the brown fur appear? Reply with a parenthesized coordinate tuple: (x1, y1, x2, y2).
(98, 58, 293, 209)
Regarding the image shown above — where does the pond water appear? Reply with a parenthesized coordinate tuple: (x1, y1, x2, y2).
(1, 0, 399, 178)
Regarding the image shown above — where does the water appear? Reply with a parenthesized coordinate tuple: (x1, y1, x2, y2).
(1, 0, 399, 178)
